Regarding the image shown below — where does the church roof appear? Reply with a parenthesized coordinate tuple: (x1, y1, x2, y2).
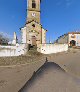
(68, 32, 80, 34)
(26, 20, 42, 26)
(20, 20, 47, 32)
(26, 20, 47, 31)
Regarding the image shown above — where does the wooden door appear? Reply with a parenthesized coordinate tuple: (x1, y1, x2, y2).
(32, 36, 36, 46)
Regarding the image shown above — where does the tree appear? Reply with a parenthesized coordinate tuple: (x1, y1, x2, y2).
(0, 34, 9, 45)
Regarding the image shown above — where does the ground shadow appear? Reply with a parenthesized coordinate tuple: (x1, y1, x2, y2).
(18, 61, 65, 92)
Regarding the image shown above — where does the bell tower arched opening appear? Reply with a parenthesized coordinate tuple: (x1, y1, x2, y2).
(32, 0, 36, 8)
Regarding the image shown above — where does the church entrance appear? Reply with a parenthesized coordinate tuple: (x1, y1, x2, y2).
(70, 40, 76, 46)
(32, 36, 36, 46)
(28, 36, 37, 51)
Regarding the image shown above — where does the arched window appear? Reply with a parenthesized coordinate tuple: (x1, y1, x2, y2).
(32, 0, 36, 8)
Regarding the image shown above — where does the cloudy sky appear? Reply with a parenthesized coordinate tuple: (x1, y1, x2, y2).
(0, 0, 80, 42)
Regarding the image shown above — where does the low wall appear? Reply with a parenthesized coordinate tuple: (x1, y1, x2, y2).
(0, 44, 28, 57)
(37, 44, 68, 54)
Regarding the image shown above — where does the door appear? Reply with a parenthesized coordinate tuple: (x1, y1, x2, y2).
(70, 40, 76, 46)
(32, 36, 36, 46)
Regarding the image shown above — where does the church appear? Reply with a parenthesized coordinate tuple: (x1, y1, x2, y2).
(21, 0, 47, 47)
(0, 0, 69, 56)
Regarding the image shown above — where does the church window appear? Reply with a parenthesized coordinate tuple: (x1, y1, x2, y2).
(32, 0, 36, 8)
(32, 24, 35, 27)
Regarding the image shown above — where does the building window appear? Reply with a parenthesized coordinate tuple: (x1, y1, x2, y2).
(32, 0, 36, 8)
(32, 24, 35, 27)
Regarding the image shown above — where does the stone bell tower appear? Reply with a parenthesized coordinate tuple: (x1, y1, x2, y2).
(27, 0, 41, 23)
(21, 0, 47, 46)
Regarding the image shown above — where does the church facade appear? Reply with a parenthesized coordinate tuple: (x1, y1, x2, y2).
(21, 0, 47, 46)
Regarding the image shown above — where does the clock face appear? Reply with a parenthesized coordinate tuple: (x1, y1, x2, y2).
(32, 13, 36, 17)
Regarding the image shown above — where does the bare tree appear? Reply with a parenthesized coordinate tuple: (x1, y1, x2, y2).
(0, 34, 9, 45)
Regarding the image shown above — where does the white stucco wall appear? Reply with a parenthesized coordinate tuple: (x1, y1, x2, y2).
(21, 27, 27, 44)
(42, 28, 46, 44)
(0, 44, 28, 57)
(37, 44, 68, 54)
(76, 34, 80, 46)
(69, 33, 80, 46)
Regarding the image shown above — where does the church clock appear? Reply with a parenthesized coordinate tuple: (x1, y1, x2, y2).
(32, 13, 36, 17)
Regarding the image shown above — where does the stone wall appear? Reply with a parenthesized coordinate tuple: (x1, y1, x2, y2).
(0, 44, 28, 57)
(27, 0, 41, 23)
(37, 44, 68, 54)
(26, 21, 42, 45)
(56, 34, 68, 44)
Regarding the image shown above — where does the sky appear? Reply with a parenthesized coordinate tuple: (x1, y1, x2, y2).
(0, 0, 80, 43)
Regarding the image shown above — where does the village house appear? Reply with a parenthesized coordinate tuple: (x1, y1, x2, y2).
(56, 32, 80, 47)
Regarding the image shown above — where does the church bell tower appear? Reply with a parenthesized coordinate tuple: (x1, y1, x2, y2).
(21, 0, 46, 45)
(27, 0, 41, 23)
